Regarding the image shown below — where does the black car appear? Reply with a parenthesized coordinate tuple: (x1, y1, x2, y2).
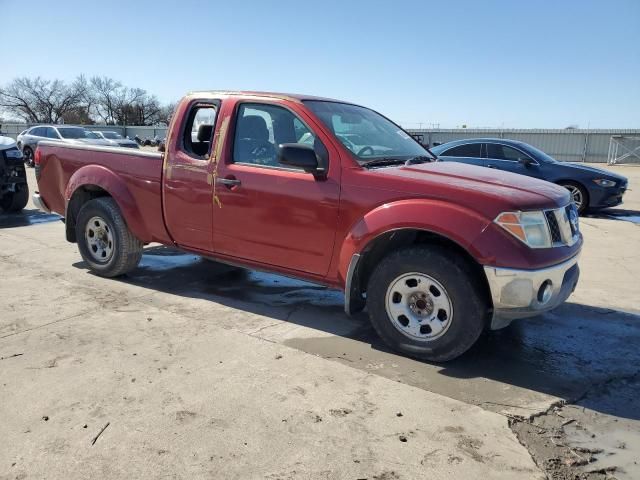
(0, 136, 28, 212)
(431, 138, 628, 213)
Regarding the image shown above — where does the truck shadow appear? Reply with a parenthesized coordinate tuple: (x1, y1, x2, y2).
(584, 208, 640, 224)
(0, 208, 61, 228)
(74, 245, 640, 421)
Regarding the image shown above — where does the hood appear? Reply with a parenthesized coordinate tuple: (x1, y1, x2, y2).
(562, 162, 627, 181)
(0, 136, 17, 151)
(372, 161, 570, 215)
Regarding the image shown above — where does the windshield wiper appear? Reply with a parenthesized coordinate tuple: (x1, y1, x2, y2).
(361, 158, 407, 169)
(404, 155, 434, 165)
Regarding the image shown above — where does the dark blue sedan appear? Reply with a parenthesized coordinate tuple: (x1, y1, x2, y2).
(431, 138, 628, 213)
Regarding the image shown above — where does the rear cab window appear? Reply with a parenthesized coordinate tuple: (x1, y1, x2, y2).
(181, 103, 219, 159)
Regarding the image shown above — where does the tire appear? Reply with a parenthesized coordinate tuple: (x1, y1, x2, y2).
(366, 246, 489, 362)
(558, 181, 588, 214)
(23, 147, 34, 167)
(0, 185, 29, 212)
(75, 197, 143, 277)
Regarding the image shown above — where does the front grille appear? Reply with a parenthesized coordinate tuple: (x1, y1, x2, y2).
(565, 204, 578, 236)
(545, 211, 562, 243)
(544, 205, 579, 246)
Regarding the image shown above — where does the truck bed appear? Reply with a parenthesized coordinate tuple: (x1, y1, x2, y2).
(36, 142, 170, 243)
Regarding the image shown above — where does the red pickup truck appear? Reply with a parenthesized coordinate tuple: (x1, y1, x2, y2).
(33, 91, 582, 361)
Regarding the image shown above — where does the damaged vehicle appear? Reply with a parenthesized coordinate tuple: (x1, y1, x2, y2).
(0, 135, 28, 212)
(33, 91, 582, 361)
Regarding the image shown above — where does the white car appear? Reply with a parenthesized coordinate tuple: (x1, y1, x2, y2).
(92, 131, 139, 149)
(17, 126, 115, 166)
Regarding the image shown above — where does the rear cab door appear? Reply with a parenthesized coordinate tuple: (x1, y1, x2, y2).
(437, 142, 484, 167)
(211, 96, 342, 277)
(162, 98, 220, 251)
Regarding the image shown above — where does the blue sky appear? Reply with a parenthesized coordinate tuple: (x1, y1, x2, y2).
(1, 0, 638, 128)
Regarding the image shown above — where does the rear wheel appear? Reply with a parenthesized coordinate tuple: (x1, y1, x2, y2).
(366, 246, 489, 362)
(0, 185, 29, 212)
(22, 147, 34, 167)
(75, 197, 143, 277)
(559, 181, 588, 214)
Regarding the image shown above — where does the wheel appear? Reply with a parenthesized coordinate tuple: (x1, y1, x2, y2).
(22, 147, 34, 167)
(366, 246, 489, 362)
(75, 197, 143, 277)
(559, 181, 588, 214)
(0, 185, 29, 212)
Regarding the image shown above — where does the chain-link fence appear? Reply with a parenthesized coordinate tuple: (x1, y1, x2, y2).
(607, 136, 640, 165)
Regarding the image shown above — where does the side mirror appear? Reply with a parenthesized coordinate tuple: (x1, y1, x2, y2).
(519, 157, 534, 167)
(277, 143, 322, 174)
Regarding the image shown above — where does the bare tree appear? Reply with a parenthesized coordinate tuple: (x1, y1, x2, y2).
(157, 102, 177, 126)
(0, 77, 87, 123)
(88, 76, 122, 124)
(1, 75, 175, 126)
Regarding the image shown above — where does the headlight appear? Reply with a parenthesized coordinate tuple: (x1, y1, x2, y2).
(495, 211, 551, 248)
(593, 178, 616, 187)
(4, 148, 23, 159)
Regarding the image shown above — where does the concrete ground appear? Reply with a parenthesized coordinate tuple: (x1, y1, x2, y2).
(1, 164, 638, 479)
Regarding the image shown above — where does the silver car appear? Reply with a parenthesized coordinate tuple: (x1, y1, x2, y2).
(92, 131, 139, 149)
(17, 126, 115, 166)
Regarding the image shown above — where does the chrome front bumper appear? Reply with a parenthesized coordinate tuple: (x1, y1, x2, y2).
(484, 254, 580, 330)
(32, 192, 51, 214)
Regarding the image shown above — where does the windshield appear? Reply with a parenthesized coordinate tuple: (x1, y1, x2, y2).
(57, 128, 100, 139)
(304, 101, 433, 163)
(102, 131, 123, 140)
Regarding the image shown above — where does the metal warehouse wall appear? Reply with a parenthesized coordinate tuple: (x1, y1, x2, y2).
(406, 129, 640, 163)
(3, 123, 639, 164)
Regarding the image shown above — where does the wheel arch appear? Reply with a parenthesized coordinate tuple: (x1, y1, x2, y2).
(340, 200, 492, 315)
(555, 179, 590, 208)
(65, 165, 150, 243)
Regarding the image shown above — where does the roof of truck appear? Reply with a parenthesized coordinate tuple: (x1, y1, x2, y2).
(186, 90, 346, 103)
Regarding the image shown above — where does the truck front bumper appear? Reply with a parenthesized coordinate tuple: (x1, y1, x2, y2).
(484, 254, 580, 330)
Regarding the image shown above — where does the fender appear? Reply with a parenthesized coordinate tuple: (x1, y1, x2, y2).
(65, 164, 152, 242)
(337, 199, 492, 285)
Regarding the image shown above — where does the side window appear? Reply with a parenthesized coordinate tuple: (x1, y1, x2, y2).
(181, 104, 218, 159)
(487, 144, 530, 161)
(46, 127, 59, 139)
(442, 143, 481, 158)
(31, 127, 45, 137)
(233, 103, 316, 168)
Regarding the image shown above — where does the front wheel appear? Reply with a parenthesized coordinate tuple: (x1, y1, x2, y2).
(366, 246, 490, 362)
(559, 181, 588, 214)
(75, 197, 143, 277)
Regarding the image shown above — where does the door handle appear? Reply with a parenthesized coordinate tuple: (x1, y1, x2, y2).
(216, 177, 241, 188)
(487, 164, 497, 169)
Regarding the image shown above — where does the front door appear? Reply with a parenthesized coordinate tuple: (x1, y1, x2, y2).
(212, 101, 341, 276)
(162, 100, 219, 251)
